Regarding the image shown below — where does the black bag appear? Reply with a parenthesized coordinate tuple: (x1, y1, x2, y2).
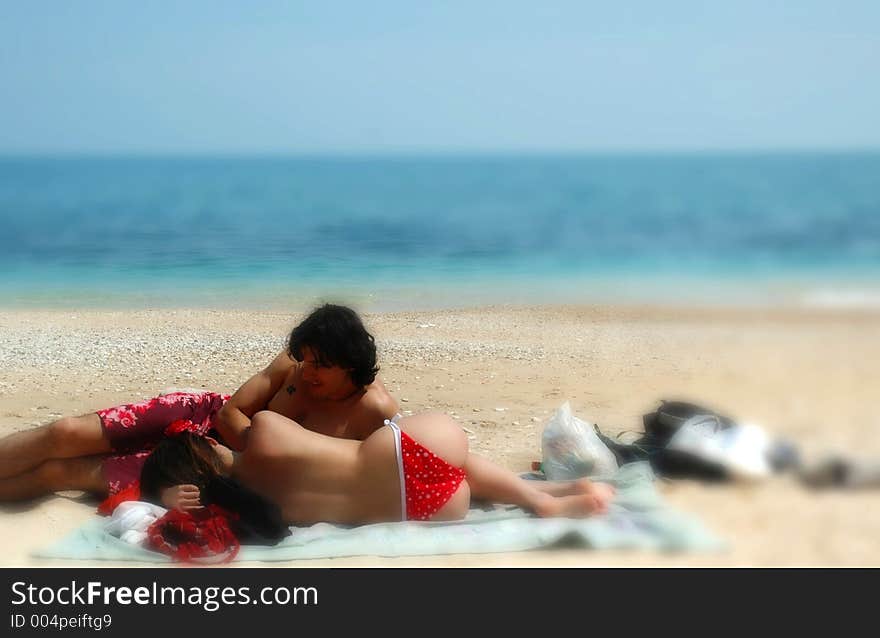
(593, 400, 737, 482)
(642, 400, 736, 446)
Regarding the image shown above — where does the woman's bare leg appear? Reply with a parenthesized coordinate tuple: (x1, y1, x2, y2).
(466, 453, 599, 497)
(524, 474, 610, 498)
(464, 453, 614, 517)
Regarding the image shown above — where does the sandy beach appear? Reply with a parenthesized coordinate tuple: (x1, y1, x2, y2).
(1, 304, 878, 567)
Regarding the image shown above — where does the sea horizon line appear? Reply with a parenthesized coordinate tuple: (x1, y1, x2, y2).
(2, 147, 880, 161)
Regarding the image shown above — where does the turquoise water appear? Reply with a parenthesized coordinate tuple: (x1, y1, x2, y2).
(1, 153, 878, 310)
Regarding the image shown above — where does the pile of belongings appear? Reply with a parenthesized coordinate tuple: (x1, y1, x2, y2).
(540, 400, 801, 483)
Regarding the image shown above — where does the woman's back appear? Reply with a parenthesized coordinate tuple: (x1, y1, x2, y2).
(233, 414, 403, 524)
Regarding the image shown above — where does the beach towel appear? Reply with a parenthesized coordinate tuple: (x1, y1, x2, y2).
(32, 463, 724, 563)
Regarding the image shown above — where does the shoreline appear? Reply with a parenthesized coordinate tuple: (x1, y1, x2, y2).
(4, 270, 880, 315)
(1, 303, 878, 566)
(4, 297, 880, 312)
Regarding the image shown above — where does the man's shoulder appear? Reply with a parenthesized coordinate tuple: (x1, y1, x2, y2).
(261, 351, 299, 385)
(356, 384, 399, 418)
(351, 382, 399, 436)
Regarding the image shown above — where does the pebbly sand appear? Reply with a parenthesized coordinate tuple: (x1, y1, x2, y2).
(1, 304, 878, 567)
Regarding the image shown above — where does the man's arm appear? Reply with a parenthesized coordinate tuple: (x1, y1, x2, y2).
(214, 351, 295, 451)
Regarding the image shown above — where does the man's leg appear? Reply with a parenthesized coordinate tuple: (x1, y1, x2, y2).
(0, 414, 111, 479)
(0, 455, 106, 501)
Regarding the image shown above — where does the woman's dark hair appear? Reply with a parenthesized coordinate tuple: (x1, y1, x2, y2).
(287, 303, 379, 387)
(140, 433, 224, 505)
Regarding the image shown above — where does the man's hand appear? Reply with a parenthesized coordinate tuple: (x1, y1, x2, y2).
(160, 484, 203, 512)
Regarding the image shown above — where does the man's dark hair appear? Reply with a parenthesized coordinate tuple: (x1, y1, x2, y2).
(287, 304, 379, 387)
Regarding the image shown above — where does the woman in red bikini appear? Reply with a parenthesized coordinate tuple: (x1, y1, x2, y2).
(144, 410, 615, 524)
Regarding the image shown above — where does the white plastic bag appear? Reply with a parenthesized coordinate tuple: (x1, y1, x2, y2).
(541, 402, 618, 480)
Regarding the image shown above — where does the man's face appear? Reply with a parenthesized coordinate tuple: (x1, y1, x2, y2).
(300, 346, 355, 399)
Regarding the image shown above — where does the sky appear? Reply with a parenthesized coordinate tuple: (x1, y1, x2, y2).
(1, 1, 879, 154)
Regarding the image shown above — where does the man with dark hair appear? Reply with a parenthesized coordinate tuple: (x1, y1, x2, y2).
(288, 303, 380, 387)
(0, 304, 398, 501)
(213, 304, 398, 450)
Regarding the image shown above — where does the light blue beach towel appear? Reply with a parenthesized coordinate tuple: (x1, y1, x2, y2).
(33, 463, 724, 563)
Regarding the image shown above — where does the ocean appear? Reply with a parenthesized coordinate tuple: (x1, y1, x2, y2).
(1, 153, 878, 311)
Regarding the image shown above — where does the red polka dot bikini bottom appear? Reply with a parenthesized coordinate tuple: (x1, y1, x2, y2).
(386, 416, 467, 521)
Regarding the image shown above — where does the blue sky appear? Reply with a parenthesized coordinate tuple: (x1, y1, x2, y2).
(1, 1, 878, 153)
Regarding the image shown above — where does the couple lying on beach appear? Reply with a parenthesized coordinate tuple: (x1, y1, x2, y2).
(0, 304, 613, 525)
